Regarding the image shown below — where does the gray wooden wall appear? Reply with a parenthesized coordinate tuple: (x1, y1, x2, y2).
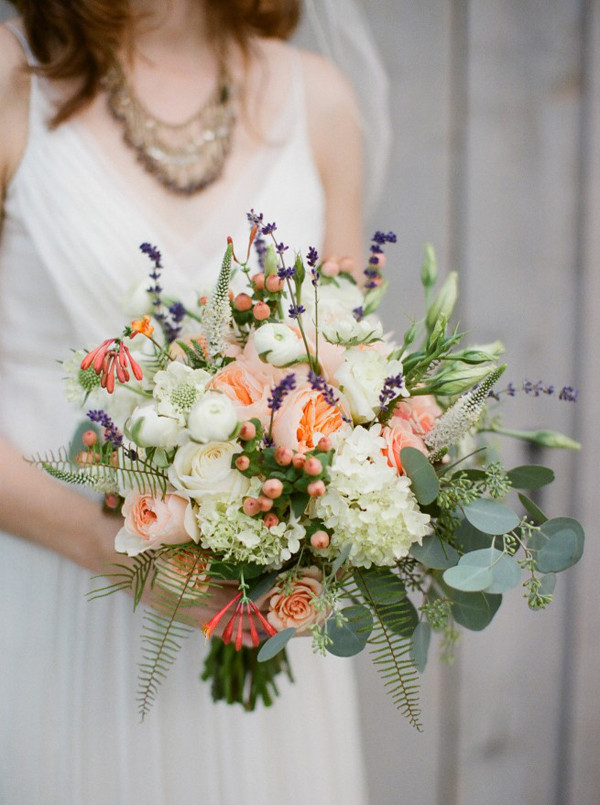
(1, 2, 597, 803)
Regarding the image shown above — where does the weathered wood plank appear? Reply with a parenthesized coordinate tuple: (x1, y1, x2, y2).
(456, 2, 583, 804)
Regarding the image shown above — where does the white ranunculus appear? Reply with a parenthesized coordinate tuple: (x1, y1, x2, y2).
(168, 441, 249, 501)
(321, 317, 383, 346)
(187, 392, 239, 443)
(128, 405, 180, 449)
(252, 323, 306, 367)
(335, 348, 406, 424)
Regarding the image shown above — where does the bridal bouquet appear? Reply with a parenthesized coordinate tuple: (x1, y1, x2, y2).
(32, 213, 583, 727)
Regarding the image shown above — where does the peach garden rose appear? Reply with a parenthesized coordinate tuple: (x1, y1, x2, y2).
(115, 492, 198, 556)
(271, 382, 348, 453)
(381, 417, 429, 475)
(267, 567, 326, 633)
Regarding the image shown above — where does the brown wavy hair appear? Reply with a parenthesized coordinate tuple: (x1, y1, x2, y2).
(14, 0, 301, 125)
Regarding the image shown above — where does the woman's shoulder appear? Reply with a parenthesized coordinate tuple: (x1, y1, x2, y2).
(0, 21, 31, 194)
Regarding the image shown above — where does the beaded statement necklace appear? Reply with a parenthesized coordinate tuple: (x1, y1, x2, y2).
(103, 60, 237, 195)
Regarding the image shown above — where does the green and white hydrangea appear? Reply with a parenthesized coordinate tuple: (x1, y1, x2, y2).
(313, 425, 430, 568)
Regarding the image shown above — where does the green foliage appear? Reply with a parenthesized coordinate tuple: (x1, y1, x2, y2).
(445, 548, 521, 594)
(325, 605, 373, 657)
(410, 535, 460, 570)
(507, 465, 555, 490)
(518, 494, 548, 524)
(410, 622, 431, 673)
(29, 447, 169, 497)
(400, 447, 440, 504)
(528, 517, 585, 572)
(440, 582, 502, 631)
(258, 628, 297, 661)
(176, 337, 210, 370)
(350, 568, 423, 730)
(463, 498, 521, 535)
(88, 552, 157, 608)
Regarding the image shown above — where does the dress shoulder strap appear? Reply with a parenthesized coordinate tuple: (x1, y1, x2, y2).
(4, 21, 38, 66)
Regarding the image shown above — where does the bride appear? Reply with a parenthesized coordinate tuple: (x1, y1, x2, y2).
(0, 1, 372, 802)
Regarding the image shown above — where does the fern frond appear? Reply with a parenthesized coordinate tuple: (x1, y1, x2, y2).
(176, 338, 210, 370)
(349, 568, 423, 730)
(28, 447, 169, 497)
(136, 552, 209, 720)
(88, 552, 159, 607)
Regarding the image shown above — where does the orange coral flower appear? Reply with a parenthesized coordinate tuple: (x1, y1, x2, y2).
(130, 315, 154, 338)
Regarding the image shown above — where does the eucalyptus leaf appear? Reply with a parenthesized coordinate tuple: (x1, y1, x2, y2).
(454, 519, 493, 552)
(529, 518, 585, 572)
(518, 494, 548, 525)
(443, 564, 493, 592)
(458, 548, 521, 594)
(507, 465, 555, 490)
(539, 573, 556, 596)
(325, 605, 373, 657)
(410, 622, 431, 673)
(247, 571, 280, 602)
(464, 499, 521, 535)
(330, 543, 352, 576)
(355, 567, 406, 605)
(400, 447, 440, 505)
(441, 583, 502, 631)
(411, 534, 460, 570)
(257, 627, 296, 662)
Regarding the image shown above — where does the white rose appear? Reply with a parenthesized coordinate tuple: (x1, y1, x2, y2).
(168, 441, 250, 501)
(187, 392, 239, 443)
(321, 317, 383, 346)
(335, 348, 406, 424)
(252, 323, 306, 367)
(128, 405, 180, 449)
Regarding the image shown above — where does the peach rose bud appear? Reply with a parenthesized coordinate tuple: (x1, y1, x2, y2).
(243, 497, 261, 516)
(263, 513, 279, 528)
(235, 455, 251, 471)
(307, 480, 326, 497)
(82, 430, 98, 447)
(239, 421, 257, 441)
(317, 436, 332, 452)
(252, 272, 265, 290)
(233, 293, 253, 312)
(304, 457, 323, 476)
(265, 274, 284, 293)
(321, 260, 340, 278)
(263, 478, 283, 499)
(258, 496, 273, 512)
(253, 301, 271, 321)
(310, 530, 330, 550)
(275, 446, 293, 466)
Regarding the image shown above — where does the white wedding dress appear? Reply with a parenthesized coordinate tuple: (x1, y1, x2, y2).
(0, 28, 368, 805)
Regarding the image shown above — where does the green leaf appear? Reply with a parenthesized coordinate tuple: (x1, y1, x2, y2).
(518, 494, 548, 524)
(454, 519, 493, 552)
(539, 573, 556, 596)
(400, 447, 440, 505)
(355, 568, 407, 606)
(325, 605, 373, 657)
(247, 570, 281, 602)
(507, 465, 555, 490)
(257, 627, 296, 662)
(290, 492, 309, 519)
(410, 622, 431, 673)
(458, 548, 521, 594)
(529, 517, 585, 572)
(386, 596, 419, 638)
(443, 564, 494, 592)
(441, 582, 502, 631)
(330, 543, 352, 576)
(411, 534, 460, 569)
(464, 499, 521, 535)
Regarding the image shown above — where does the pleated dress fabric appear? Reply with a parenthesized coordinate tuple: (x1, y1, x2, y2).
(0, 32, 368, 805)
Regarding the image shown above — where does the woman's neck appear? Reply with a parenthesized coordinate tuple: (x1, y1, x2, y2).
(128, 0, 212, 65)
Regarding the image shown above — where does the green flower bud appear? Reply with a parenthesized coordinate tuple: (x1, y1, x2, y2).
(421, 243, 438, 288)
(495, 428, 581, 450)
(294, 253, 305, 285)
(432, 363, 498, 395)
(426, 272, 458, 330)
(264, 244, 279, 277)
(450, 341, 505, 365)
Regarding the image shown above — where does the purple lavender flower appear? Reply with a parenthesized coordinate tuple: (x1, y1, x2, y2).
(261, 222, 277, 236)
(268, 373, 297, 413)
(559, 385, 578, 402)
(308, 371, 340, 409)
(379, 373, 405, 411)
(275, 242, 288, 256)
(307, 247, 319, 268)
(278, 266, 296, 281)
(288, 304, 306, 319)
(140, 243, 163, 269)
(87, 410, 123, 448)
(353, 306, 364, 321)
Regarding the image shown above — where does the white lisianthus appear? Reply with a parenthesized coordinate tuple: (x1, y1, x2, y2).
(168, 441, 249, 501)
(252, 323, 306, 367)
(128, 405, 180, 449)
(335, 348, 407, 424)
(313, 425, 430, 568)
(321, 316, 383, 346)
(187, 392, 239, 443)
(153, 361, 211, 423)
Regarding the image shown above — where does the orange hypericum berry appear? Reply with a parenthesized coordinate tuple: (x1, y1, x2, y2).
(304, 457, 323, 476)
(235, 455, 251, 471)
(239, 421, 257, 441)
(82, 430, 98, 447)
(252, 301, 271, 321)
(307, 480, 326, 497)
(233, 293, 253, 312)
(263, 513, 279, 528)
(310, 530, 330, 550)
(262, 478, 283, 499)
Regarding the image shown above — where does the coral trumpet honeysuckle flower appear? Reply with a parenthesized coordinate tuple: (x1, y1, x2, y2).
(202, 592, 277, 649)
(201, 591, 242, 639)
(130, 315, 154, 338)
(80, 337, 144, 393)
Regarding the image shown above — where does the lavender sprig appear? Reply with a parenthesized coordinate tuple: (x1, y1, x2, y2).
(488, 380, 578, 402)
(379, 373, 405, 412)
(308, 371, 340, 410)
(268, 374, 297, 414)
(87, 410, 123, 449)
